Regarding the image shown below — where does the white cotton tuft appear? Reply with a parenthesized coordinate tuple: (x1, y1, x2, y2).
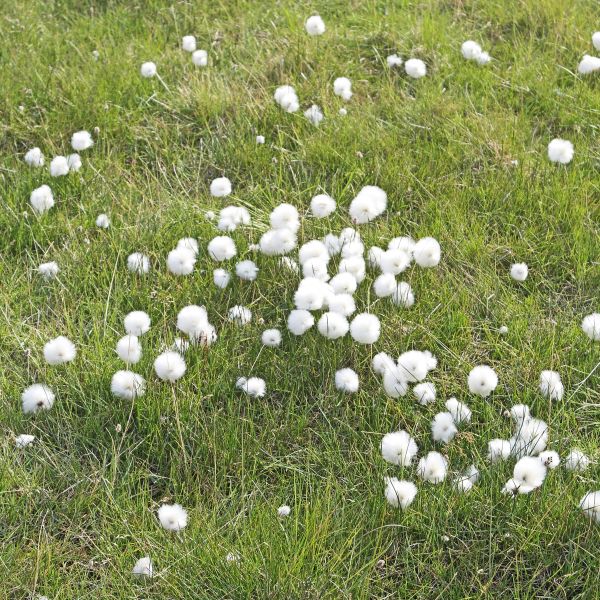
(445, 398, 471, 424)
(431, 412, 458, 443)
(116, 335, 142, 364)
(299, 240, 329, 265)
(236, 376, 266, 398)
(578, 54, 600, 75)
(182, 35, 196, 52)
(417, 451, 448, 483)
(392, 282, 415, 308)
(373, 273, 397, 298)
(277, 504, 291, 517)
(140, 62, 157, 77)
(310, 194, 336, 218)
(380, 249, 410, 275)
(208, 236, 237, 261)
(461, 40, 482, 60)
(304, 104, 324, 126)
(176, 238, 199, 255)
(404, 58, 427, 79)
(580, 491, 600, 523)
(236, 260, 259, 281)
(15, 434, 36, 448)
(350, 313, 380, 344)
(381, 430, 418, 466)
(210, 177, 232, 198)
(547, 138, 574, 164)
(305, 15, 325, 36)
(30, 185, 54, 214)
(50, 155, 69, 177)
(154, 351, 186, 382)
(287, 309, 314, 335)
(302, 257, 329, 281)
(488, 439, 511, 463)
(383, 366, 410, 398)
(338, 256, 366, 283)
(71, 130, 93, 151)
(111, 370, 145, 400)
(372, 352, 395, 376)
(510, 263, 528, 281)
(262, 328, 282, 347)
(539, 370, 564, 400)
(157, 503, 188, 531)
(228, 305, 252, 326)
(328, 293, 356, 317)
(218, 206, 251, 231)
(335, 368, 359, 393)
(384, 477, 417, 509)
(96, 213, 110, 228)
(24, 147, 44, 167)
(177, 305, 217, 345)
(512, 456, 547, 492)
(413, 237, 441, 268)
(43, 336, 76, 365)
(167, 247, 196, 275)
(593, 32, 600, 51)
(22, 384, 55, 414)
(127, 252, 150, 274)
(259, 228, 297, 255)
(270, 203, 300, 232)
(467, 365, 498, 397)
(256, 135, 265, 144)
(213, 268, 231, 288)
(39, 261, 59, 279)
(582, 313, 600, 341)
(386, 54, 403, 68)
(192, 49, 208, 67)
(132, 556, 153, 578)
(510, 403, 530, 424)
(317, 312, 349, 340)
(333, 77, 352, 100)
(564, 449, 590, 472)
(329, 272, 357, 295)
(348, 185, 387, 224)
(413, 382, 436, 405)
(397, 350, 434, 383)
(476, 52, 491, 65)
(124, 311, 151, 336)
(539, 450, 560, 469)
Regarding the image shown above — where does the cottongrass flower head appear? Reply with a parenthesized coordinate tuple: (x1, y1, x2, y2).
(461, 40, 482, 60)
(140, 61, 157, 78)
(578, 54, 600, 75)
(127, 253, 150, 274)
(372, 352, 395, 376)
(310, 194, 336, 218)
(392, 282, 415, 308)
(417, 451, 448, 483)
(547, 138, 574, 164)
(262, 328, 282, 347)
(67, 153, 81, 171)
(593, 32, 600, 51)
(383, 366, 410, 398)
(192, 49, 208, 66)
(564, 449, 590, 472)
(218, 206, 250, 231)
(228, 305, 252, 326)
(208, 235, 237, 261)
(71, 130, 93, 151)
(181, 35, 196, 52)
(510, 417, 548, 457)
(287, 309, 314, 335)
(132, 556, 153, 578)
(510, 456, 547, 493)
(373, 273, 396, 298)
(579, 491, 600, 523)
(38, 261, 59, 279)
(277, 505, 291, 517)
(299, 240, 330, 265)
(124, 311, 151, 336)
(154, 351, 186, 382)
(404, 58, 427, 78)
(431, 412, 458, 443)
(510, 263, 528, 281)
(274, 85, 299, 113)
(157, 503, 188, 531)
(176, 238, 199, 255)
(384, 478, 417, 509)
(256, 135, 265, 144)
(582, 313, 600, 341)
(167, 247, 196, 275)
(329, 272, 357, 295)
(95, 213, 110, 228)
(49, 155, 69, 177)
(260, 228, 297, 256)
(22, 384, 55, 414)
(328, 293, 356, 317)
(539, 370, 564, 400)
(333, 77, 352, 100)
(318, 312, 349, 339)
(177, 305, 216, 345)
(380, 249, 410, 275)
(350, 313, 380, 344)
(381, 430, 418, 466)
(236, 376, 266, 398)
(445, 398, 471, 423)
(213, 268, 231, 288)
(397, 350, 436, 383)
(413, 382, 436, 405)
(116, 335, 142, 364)
(305, 15, 325, 36)
(509, 403, 530, 424)
(111, 370, 145, 400)
(236, 260, 259, 281)
(488, 439, 511, 463)
(538, 450, 560, 469)
(386, 54, 403, 68)
(15, 434, 36, 448)
(467, 365, 498, 397)
(304, 104, 324, 126)
(335, 368, 359, 393)
(24, 147, 44, 167)
(349, 185, 387, 224)
(210, 176, 232, 197)
(30, 185, 54, 214)
(413, 237, 441, 267)
(43, 336, 76, 365)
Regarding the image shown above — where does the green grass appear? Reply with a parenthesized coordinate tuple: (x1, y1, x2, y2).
(1, 0, 599, 598)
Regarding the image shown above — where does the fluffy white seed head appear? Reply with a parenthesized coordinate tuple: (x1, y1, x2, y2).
(413, 382, 436, 405)
(259, 228, 297, 256)
(277, 505, 291, 517)
(30, 185, 54, 214)
(182, 35, 196, 52)
(373, 273, 396, 298)
(329, 272, 357, 295)
(270, 203, 300, 232)
(116, 335, 142, 364)
(335, 368, 359, 393)
(228, 305, 252, 326)
(304, 104, 324, 126)
(333, 77, 352, 100)
(381, 430, 418, 466)
(140, 62, 157, 77)
(547, 138, 574, 164)
(15, 434, 36, 448)
(348, 185, 387, 224)
(213, 268, 230, 289)
(350, 313, 380, 344)
(513, 456, 547, 490)
(578, 54, 600, 74)
(417, 451, 448, 483)
(384, 477, 417, 509)
(372, 352, 395, 376)
(305, 15, 325, 36)
(593, 32, 600, 51)
(49, 155, 69, 177)
(176, 238, 199, 255)
(539, 370, 564, 400)
(310, 194, 336, 218)
(208, 236, 237, 261)
(132, 556, 153, 578)
(328, 293, 356, 317)
(22, 384, 55, 414)
(287, 309, 314, 335)
(488, 439, 511, 463)
(96, 213, 110, 228)
(127, 253, 150, 274)
(262, 328, 282, 347)
(24, 147, 44, 167)
(386, 54, 403, 68)
(580, 491, 600, 523)
(111, 370, 145, 400)
(582, 313, 600, 341)
(564, 449, 590, 472)
(210, 177, 232, 198)
(539, 450, 561, 469)
(236, 260, 259, 281)
(431, 412, 458, 443)
(413, 237, 441, 268)
(157, 503, 188, 531)
(317, 312, 349, 339)
(392, 282, 415, 308)
(192, 49, 208, 66)
(380, 249, 410, 275)
(383, 366, 409, 398)
(43, 336, 76, 365)
(71, 130, 93, 151)
(124, 311, 151, 336)
(510, 262, 528, 281)
(167, 247, 196, 276)
(154, 351, 186, 382)
(338, 256, 366, 283)
(461, 40, 482, 60)
(39, 261, 59, 279)
(467, 365, 498, 397)
(397, 350, 434, 383)
(445, 398, 471, 424)
(236, 376, 266, 398)
(405, 58, 427, 78)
